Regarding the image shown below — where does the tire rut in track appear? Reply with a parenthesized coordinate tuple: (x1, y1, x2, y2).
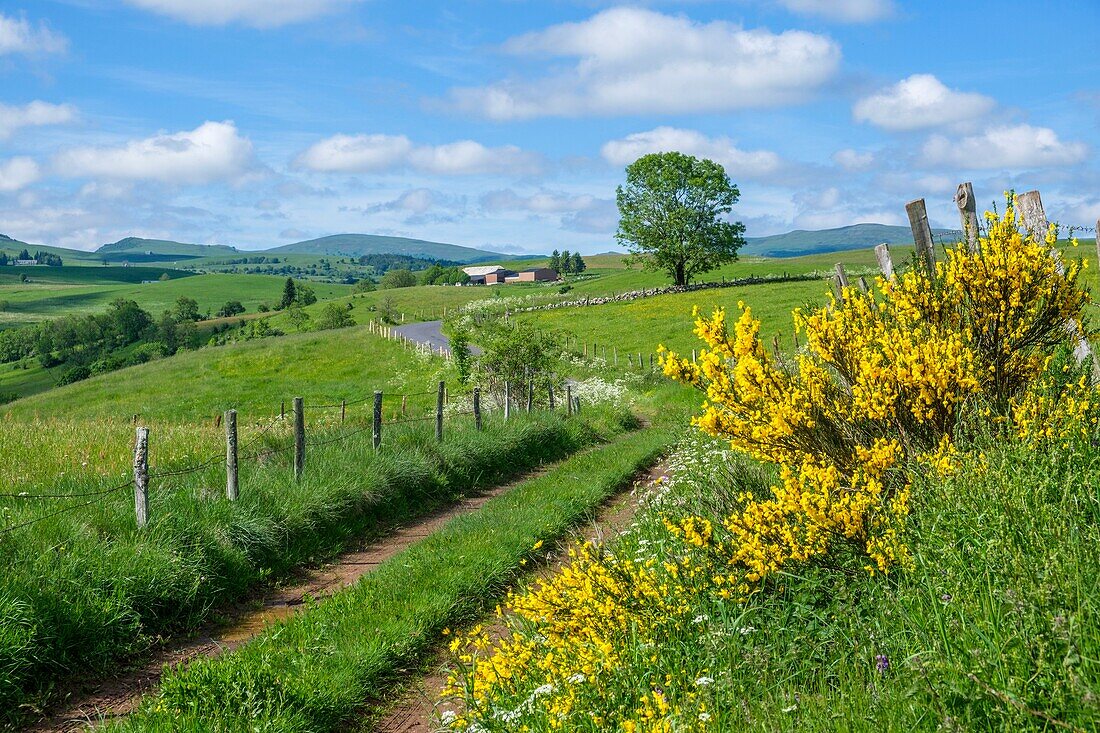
(27, 463, 563, 733)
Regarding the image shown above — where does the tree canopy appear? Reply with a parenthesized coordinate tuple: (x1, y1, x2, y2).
(615, 151, 745, 287)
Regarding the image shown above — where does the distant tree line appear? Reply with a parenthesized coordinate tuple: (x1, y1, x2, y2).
(0, 249, 63, 266)
(548, 250, 587, 275)
(356, 253, 461, 274)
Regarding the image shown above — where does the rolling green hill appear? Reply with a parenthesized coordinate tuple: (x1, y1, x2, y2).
(97, 237, 241, 262)
(269, 233, 522, 263)
(0, 234, 101, 264)
(743, 223, 955, 258)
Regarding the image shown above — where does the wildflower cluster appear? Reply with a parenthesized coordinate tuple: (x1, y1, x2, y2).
(443, 451, 731, 731)
(660, 197, 1096, 585)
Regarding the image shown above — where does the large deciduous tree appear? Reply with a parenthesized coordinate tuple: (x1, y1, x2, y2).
(615, 152, 745, 287)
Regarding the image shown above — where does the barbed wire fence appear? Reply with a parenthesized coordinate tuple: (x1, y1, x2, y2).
(0, 379, 562, 535)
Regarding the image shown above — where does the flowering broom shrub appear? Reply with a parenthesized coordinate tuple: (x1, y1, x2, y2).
(659, 197, 1094, 582)
(440, 197, 1100, 731)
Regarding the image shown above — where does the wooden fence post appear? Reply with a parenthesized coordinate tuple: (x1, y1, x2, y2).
(574, 395, 581, 414)
(833, 263, 849, 300)
(857, 276, 870, 294)
(1016, 190, 1099, 378)
(225, 409, 238, 501)
(473, 387, 482, 431)
(341, 400, 346, 424)
(280, 401, 285, 420)
(566, 385, 573, 416)
(955, 182, 980, 252)
(293, 397, 304, 481)
(613, 346, 618, 367)
(373, 391, 382, 450)
(874, 243, 895, 279)
(905, 198, 936, 273)
(548, 384, 555, 410)
(504, 381, 511, 421)
(436, 381, 445, 442)
(526, 379, 534, 413)
(133, 427, 149, 528)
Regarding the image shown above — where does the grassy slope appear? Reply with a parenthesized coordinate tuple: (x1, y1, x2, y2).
(114, 406, 679, 732)
(0, 273, 351, 328)
(2, 324, 433, 423)
(1, 403, 634, 728)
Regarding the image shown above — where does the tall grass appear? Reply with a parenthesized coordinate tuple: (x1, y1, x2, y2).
(444, 428, 1100, 731)
(109, 422, 674, 732)
(0, 405, 634, 728)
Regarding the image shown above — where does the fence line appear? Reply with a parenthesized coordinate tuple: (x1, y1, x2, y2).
(1, 381, 566, 534)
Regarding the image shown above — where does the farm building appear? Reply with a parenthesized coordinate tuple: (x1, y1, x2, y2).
(462, 265, 515, 284)
(504, 268, 558, 283)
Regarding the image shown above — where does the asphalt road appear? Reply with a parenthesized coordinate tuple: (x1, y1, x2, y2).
(392, 320, 482, 355)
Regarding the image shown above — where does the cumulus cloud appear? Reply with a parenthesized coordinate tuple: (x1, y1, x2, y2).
(0, 101, 75, 140)
(854, 74, 995, 131)
(481, 189, 599, 214)
(122, 0, 356, 28)
(832, 148, 874, 171)
(480, 188, 618, 234)
(0, 157, 40, 192)
(776, 0, 895, 23)
(601, 127, 785, 181)
(54, 121, 258, 185)
(0, 12, 67, 56)
(449, 8, 840, 120)
(922, 124, 1089, 170)
(296, 134, 542, 176)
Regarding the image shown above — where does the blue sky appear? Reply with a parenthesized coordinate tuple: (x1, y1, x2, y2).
(1, 0, 1097, 254)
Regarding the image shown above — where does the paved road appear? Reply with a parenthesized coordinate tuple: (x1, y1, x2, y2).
(393, 320, 481, 356)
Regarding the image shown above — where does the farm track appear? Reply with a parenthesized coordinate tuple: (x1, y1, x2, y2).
(369, 459, 671, 733)
(27, 461, 568, 733)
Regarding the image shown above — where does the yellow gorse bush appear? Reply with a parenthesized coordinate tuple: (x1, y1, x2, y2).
(660, 195, 1093, 582)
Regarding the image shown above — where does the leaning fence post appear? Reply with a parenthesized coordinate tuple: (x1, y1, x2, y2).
(955, 182, 980, 252)
(504, 381, 511, 422)
(473, 387, 482, 431)
(134, 427, 149, 528)
(373, 391, 382, 450)
(566, 385, 573, 416)
(874, 243, 894, 279)
(225, 409, 238, 501)
(293, 397, 304, 481)
(1017, 190, 1100, 378)
(436, 381, 445, 442)
(833, 263, 849, 300)
(905, 198, 936, 273)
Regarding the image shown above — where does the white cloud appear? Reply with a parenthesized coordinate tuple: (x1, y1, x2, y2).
(854, 74, 995, 131)
(122, 0, 356, 28)
(296, 134, 541, 176)
(832, 148, 874, 171)
(601, 127, 784, 181)
(54, 121, 258, 185)
(0, 101, 75, 140)
(449, 8, 840, 120)
(0, 12, 67, 56)
(776, 0, 895, 23)
(922, 124, 1089, 170)
(0, 157, 40, 192)
(481, 189, 599, 214)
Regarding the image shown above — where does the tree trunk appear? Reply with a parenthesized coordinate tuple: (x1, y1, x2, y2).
(674, 262, 686, 287)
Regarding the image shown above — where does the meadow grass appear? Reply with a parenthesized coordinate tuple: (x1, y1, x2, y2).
(0, 403, 635, 728)
(108, 408, 679, 732)
(444, 427, 1100, 731)
(2, 324, 444, 423)
(0, 273, 351, 328)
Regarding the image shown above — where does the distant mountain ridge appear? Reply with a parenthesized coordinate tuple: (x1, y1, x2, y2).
(743, 223, 954, 258)
(268, 233, 519, 263)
